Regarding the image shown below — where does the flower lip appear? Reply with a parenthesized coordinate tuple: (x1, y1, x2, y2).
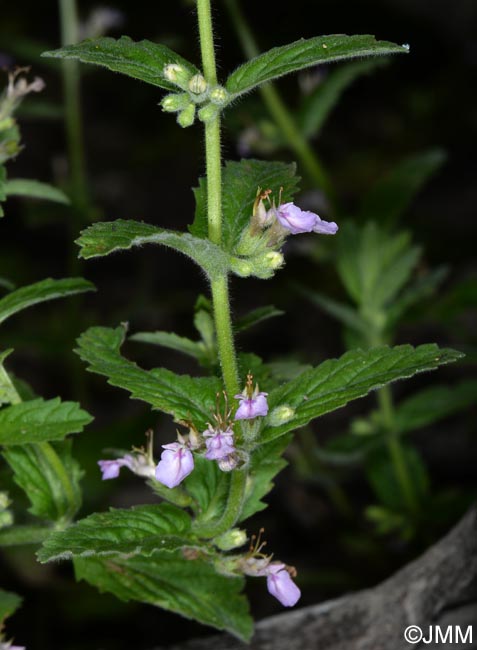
(266, 566, 301, 607)
(203, 426, 235, 460)
(234, 392, 268, 420)
(155, 442, 194, 488)
(275, 202, 317, 234)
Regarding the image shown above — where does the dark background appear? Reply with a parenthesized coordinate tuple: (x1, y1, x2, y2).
(0, 1, 476, 648)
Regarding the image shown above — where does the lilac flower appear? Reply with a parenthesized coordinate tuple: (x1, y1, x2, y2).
(98, 452, 155, 481)
(268, 201, 338, 236)
(203, 426, 236, 460)
(241, 556, 301, 608)
(155, 442, 194, 488)
(265, 563, 301, 607)
(235, 391, 268, 419)
(98, 456, 134, 480)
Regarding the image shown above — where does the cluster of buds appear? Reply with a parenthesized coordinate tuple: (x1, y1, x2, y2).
(232, 187, 338, 279)
(0, 492, 13, 530)
(0, 68, 45, 164)
(98, 374, 270, 488)
(160, 64, 229, 128)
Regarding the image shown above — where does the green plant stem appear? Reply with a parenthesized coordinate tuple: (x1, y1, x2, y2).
(223, 0, 334, 202)
(197, 0, 245, 535)
(378, 384, 418, 514)
(192, 470, 247, 538)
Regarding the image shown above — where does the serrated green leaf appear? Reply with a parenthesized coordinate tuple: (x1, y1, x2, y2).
(235, 305, 284, 333)
(5, 179, 70, 204)
(3, 440, 83, 521)
(190, 159, 300, 250)
(0, 398, 92, 445)
(394, 380, 477, 434)
(76, 325, 220, 429)
(262, 344, 464, 442)
(74, 549, 252, 641)
(336, 222, 420, 310)
(38, 504, 193, 562)
(226, 34, 408, 99)
(0, 277, 95, 326)
(359, 149, 446, 225)
(0, 588, 22, 625)
(76, 219, 230, 280)
(240, 435, 290, 520)
(42, 36, 199, 92)
(298, 58, 386, 139)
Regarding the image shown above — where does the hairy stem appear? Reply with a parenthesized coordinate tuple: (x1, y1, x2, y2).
(197, 0, 245, 534)
(224, 0, 334, 202)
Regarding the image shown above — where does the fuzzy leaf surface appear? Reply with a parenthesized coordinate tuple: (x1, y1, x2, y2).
(0, 398, 92, 445)
(42, 36, 199, 91)
(190, 159, 300, 250)
(226, 34, 408, 98)
(38, 504, 193, 562)
(0, 277, 94, 326)
(5, 179, 70, 204)
(262, 344, 463, 442)
(76, 325, 220, 429)
(74, 550, 252, 641)
(76, 219, 230, 279)
(3, 440, 83, 521)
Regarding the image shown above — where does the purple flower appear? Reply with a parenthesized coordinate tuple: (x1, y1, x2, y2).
(265, 563, 301, 607)
(268, 202, 338, 236)
(155, 443, 194, 488)
(203, 426, 236, 460)
(273, 202, 317, 234)
(235, 392, 268, 420)
(98, 456, 134, 480)
(98, 452, 155, 481)
(313, 215, 339, 235)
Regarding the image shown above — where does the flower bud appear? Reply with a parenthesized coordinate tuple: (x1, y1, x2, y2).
(214, 528, 247, 551)
(163, 63, 192, 90)
(263, 251, 284, 270)
(188, 73, 208, 96)
(198, 103, 220, 124)
(161, 93, 190, 113)
(210, 86, 229, 106)
(268, 405, 295, 426)
(230, 257, 253, 277)
(177, 103, 196, 128)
